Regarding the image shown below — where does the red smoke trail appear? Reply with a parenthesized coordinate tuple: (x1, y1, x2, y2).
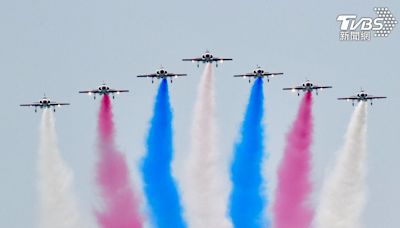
(96, 95, 143, 228)
(273, 92, 313, 228)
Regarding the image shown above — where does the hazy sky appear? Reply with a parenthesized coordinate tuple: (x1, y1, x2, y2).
(1, 0, 399, 227)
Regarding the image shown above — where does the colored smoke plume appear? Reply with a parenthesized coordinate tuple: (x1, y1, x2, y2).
(229, 78, 267, 228)
(181, 63, 232, 228)
(314, 102, 367, 228)
(95, 95, 143, 228)
(273, 92, 314, 228)
(142, 79, 186, 227)
(38, 109, 82, 228)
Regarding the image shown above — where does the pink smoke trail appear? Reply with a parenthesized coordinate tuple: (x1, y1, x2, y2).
(95, 95, 143, 228)
(273, 92, 314, 228)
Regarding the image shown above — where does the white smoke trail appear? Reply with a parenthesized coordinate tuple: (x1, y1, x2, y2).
(181, 63, 232, 228)
(38, 109, 82, 228)
(314, 102, 368, 228)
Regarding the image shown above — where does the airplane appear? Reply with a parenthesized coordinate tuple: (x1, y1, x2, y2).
(182, 50, 233, 67)
(20, 95, 70, 112)
(283, 80, 332, 96)
(338, 89, 387, 106)
(79, 83, 129, 99)
(234, 65, 283, 83)
(137, 66, 187, 83)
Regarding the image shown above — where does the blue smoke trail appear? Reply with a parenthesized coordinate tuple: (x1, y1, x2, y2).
(142, 79, 186, 228)
(229, 78, 267, 228)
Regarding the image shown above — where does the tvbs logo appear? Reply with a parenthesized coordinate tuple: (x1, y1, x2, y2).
(337, 16, 383, 31)
(337, 7, 397, 41)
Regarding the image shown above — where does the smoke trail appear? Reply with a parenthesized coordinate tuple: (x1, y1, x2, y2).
(142, 79, 186, 227)
(314, 102, 367, 228)
(229, 78, 267, 228)
(181, 63, 232, 228)
(38, 109, 82, 228)
(273, 92, 314, 228)
(95, 95, 143, 228)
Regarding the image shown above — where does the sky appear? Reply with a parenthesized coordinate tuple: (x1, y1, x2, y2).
(0, 0, 399, 227)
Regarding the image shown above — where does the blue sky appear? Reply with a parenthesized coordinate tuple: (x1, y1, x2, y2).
(1, 0, 399, 227)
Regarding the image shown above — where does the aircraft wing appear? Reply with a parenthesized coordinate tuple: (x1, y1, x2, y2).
(313, 85, 333, 90)
(79, 90, 99, 94)
(283, 86, 304, 91)
(108, 89, 129, 93)
(264, 72, 284, 77)
(213, 57, 233, 62)
(165, 73, 187, 77)
(233, 73, 256, 77)
(49, 102, 70, 106)
(367, 95, 387, 99)
(137, 73, 158, 78)
(20, 103, 41, 107)
(338, 95, 387, 100)
(338, 96, 358, 100)
(182, 58, 203, 62)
